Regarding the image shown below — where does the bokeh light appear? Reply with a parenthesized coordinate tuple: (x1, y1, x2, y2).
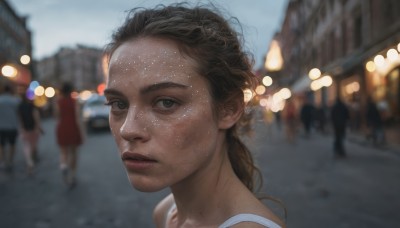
(45, 87, 56, 98)
(308, 68, 321, 80)
(255, 85, 266, 95)
(262, 76, 273, 87)
(34, 86, 45, 96)
(387, 49, 399, 61)
(1, 65, 17, 77)
(365, 61, 376, 72)
(373, 54, 385, 67)
(20, 55, 31, 65)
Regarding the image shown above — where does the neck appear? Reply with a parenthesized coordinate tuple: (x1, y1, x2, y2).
(169, 135, 246, 225)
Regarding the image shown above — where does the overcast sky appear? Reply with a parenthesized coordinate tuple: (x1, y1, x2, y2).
(9, 0, 288, 69)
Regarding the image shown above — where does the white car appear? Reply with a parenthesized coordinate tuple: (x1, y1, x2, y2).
(82, 95, 110, 132)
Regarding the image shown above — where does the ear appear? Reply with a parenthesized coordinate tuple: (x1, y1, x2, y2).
(218, 98, 244, 130)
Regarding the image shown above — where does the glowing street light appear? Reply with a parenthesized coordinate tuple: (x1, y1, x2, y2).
(310, 80, 322, 91)
(262, 76, 273, 87)
(320, 75, 333, 87)
(365, 61, 376, 72)
(308, 68, 321, 80)
(279, 88, 291, 99)
(34, 86, 45, 96)
(387, 49, 399, 61)
(45, 87, 56, 98)
(255, 85, 266, 95)
(1, 65, 18, 77)
(20, 55, 31, 65)
(373, 54, 385, 67)
(265, 40, 283, 71)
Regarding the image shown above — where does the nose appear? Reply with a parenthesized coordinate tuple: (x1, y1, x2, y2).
(119, 108, 150, 142)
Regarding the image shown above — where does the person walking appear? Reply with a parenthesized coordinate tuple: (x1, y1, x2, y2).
(366, 97, 385, 146)
(55, 82, 83, 188)
(330, 97, 350, 158)
(18, 94, 43, 175)
(0, 84, 21, 172)
(300, 98, 315, 138)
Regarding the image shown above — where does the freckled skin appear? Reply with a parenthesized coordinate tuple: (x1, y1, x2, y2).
(106, 37, 222, 192)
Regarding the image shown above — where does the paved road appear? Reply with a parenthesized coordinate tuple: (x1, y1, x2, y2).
(0, 118, 168, 228)
(249, 116, 400, 228)
(1, 115, 400, 228)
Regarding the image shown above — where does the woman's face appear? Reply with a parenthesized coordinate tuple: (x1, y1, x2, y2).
(105, 37, 222, 192)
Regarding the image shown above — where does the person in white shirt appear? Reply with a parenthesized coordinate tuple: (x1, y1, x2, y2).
(0, 84, 21, 171)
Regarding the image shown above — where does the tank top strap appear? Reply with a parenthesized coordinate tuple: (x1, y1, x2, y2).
(219, 213, 281, 228)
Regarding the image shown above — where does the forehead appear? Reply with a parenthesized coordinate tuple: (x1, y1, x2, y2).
(109, 37, 195, 76)
(107, 37, 210, 94)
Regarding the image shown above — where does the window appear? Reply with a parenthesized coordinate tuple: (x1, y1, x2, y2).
(353, 15, 362, 49)
(341, 21, 347, 56)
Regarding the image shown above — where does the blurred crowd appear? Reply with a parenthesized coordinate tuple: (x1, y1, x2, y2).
(0, 82, 84, 190)
(258, 95, 389, 158)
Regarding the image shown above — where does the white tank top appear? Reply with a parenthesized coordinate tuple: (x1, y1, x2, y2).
(218, 213, 281, 228)
(168, 205, 281, 228)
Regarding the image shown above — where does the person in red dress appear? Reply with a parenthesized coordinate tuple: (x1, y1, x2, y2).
(55, 82, 83, 188)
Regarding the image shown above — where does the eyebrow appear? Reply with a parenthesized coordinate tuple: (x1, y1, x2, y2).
(140, 82, 189, 94)
(104, 81, 189, 97)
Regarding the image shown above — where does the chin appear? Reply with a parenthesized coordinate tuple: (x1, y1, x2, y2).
(127, 176, 166, 193)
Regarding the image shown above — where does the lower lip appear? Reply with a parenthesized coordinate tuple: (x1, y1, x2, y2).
(123, 159, 156, 171)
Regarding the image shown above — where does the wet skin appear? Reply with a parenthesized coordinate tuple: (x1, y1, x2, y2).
(105, 37, 225, 192)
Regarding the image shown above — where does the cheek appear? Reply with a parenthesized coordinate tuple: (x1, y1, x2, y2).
(156, 107, 218, 156)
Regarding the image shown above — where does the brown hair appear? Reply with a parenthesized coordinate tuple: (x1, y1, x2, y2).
(105, 3, 261, 192)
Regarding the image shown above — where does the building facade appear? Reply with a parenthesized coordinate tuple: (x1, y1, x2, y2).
(0, 0, 32, 90)
(273, 0, 400, 125)
(36, 45, 106, 92)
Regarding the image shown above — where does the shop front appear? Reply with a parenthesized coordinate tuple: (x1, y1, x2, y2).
(364, 43, 400, 123)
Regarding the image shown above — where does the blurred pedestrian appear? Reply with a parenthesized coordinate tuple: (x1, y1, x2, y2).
(315, 105, 327, 133)
(55, 82, 83, 188)
(300, 98, 315, 138)
(104, 3, 284, 227)
(330, 97, 349, 158)
(283, 98, 297, 143)
(366, 97, 385, 145)
(0, 84, 21, 172)
(18, 94, 43, 175)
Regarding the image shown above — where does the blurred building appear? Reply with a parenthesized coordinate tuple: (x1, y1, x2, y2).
(0, 0, 33, 91)
(270, 0, 400, 124)
(36, 45, 106, 92)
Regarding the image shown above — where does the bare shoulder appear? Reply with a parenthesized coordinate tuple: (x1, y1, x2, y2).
(229, 189, 286, 228)
(153, 193, 175, 228)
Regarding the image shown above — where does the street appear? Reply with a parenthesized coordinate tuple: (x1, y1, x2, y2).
(1, 114, 400, 228)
